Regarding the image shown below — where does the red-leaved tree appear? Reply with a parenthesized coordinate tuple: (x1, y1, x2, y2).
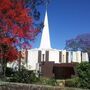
(0, 0, 40, 76)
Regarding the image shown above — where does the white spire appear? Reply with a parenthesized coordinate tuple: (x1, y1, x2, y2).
(39, 10, 51, 49)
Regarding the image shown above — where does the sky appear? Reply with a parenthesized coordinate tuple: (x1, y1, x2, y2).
(32, 0, 90, 49)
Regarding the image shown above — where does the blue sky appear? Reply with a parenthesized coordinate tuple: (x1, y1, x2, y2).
(32, 0, 90, 49)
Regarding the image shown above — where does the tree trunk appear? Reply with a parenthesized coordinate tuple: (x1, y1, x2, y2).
(18, 51, 21, 72)
(0, 47, 7, 78)
(2, 59, 7, 77)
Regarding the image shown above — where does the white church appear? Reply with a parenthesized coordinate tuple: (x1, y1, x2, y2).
(23, 10, 89, 70)
(7, 10, 89, 71)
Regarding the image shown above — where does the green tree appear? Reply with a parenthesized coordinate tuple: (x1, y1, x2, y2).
(75, 62, 90, 88)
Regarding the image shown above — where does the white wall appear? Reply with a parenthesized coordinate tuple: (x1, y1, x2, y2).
(27, 49, 38, 70)
(72, 51, 77, 62)
(82, 52, 89, 62)
(26, 49, 89, 71)
(49, 50, 59, 63)
(7, 48, 89, 72)
(76, 51, 81, 63)
(68, 51, 72, 63)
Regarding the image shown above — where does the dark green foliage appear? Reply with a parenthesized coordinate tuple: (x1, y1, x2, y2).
(38, 77, 58, 86)
(65, 77, 80, 87)
(8, 68, 39, 83)
(65, 62, 90, 89)
(45, 78, 57, 86)
(5, 67, 14, 77)
(76, 62, 90, 89)
(3, 67, 58, 86)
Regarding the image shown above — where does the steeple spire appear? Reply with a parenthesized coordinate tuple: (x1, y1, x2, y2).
(39, 10, 51, 49)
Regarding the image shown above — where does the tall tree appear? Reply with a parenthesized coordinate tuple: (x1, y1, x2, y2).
(0, 0, 50, 76)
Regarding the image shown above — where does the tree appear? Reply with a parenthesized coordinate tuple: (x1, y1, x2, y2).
(0, 0, 41, 48)
(0, 0, 50, 76)
(65, 33, 90, 61)
(65, 62, 90, 89)
(75, 62, 90, 89)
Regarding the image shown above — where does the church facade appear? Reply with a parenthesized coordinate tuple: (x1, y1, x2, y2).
(25, 10, 89, 70)
(26, 49, 88, 70)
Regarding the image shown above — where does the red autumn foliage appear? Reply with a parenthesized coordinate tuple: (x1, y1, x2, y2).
(0, 38, 16, 45)
(0, 0, 39, 38)
(0, 45, 19, 62)
(0, 0, 40, 62)
(6, 47, 19, 62)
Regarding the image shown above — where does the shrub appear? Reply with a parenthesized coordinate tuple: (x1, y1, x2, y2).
(5, 66, 58, 86)
(38, 77, 58, 86)
(76, 62, 90, 89)
(65, 77, 80, 87)
(8, 68, 39, 83)
(5, 67, 14, 77)
(65, 62, 90, 89)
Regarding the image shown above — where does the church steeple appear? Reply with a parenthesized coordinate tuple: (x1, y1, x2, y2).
(39, 10, 51, 49)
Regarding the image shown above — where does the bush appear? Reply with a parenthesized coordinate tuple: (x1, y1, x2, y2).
(5, 66, 58, 86)
(8, 68, 39, 83)
(65, 62, 90, 89)
(5, 67, 14, 77)
(65, 77, 80, 87)
(76, 62, 90, 89)
(38, 77, 58, 86)
(8, 70, 58, 86)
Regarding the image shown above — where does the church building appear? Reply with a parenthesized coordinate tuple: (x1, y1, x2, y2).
(25, 10, 89, 71)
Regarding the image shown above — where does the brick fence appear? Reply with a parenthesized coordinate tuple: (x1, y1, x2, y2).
(0, 83, 89, 90)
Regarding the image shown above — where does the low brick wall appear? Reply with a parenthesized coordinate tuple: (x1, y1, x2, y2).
(0, 83, 89, 90)
(0, 83, 63, 90)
